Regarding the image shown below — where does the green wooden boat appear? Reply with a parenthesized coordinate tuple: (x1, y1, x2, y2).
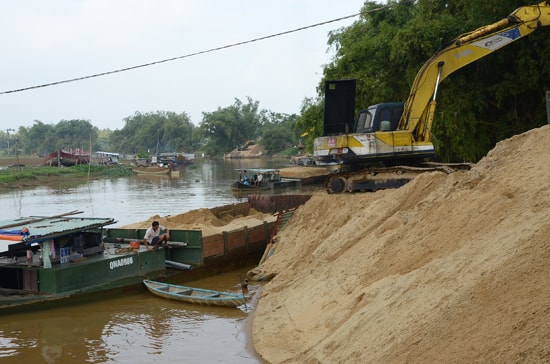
(143, 279, 249, 308)
(0, 212, 167, 314)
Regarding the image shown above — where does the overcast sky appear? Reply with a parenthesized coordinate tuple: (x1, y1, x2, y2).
(0, 1, 366, 131)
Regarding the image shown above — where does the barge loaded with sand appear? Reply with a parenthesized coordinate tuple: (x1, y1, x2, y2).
(103, 196, 311, 276)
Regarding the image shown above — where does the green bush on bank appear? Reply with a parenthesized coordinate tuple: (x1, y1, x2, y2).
(0, 164, 134, 184)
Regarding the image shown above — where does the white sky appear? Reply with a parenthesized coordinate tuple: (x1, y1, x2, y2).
(0, 0, 366, 130)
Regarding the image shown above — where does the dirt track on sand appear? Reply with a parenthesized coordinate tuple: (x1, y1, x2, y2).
(251, 125, 550, 363)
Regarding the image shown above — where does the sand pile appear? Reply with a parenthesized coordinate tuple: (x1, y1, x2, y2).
(252, 125, 550, 363)
(121, 207, 275, 237)
(279, 165, 334, 179)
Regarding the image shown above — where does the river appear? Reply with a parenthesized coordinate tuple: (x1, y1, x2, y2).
(0, 158, 307, 227)
(0, 158, 318, 363)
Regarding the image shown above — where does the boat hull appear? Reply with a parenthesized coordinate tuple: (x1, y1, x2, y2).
(132, 166, 171, 175)
(0, 246, 167, 314)
(0, 215, 167, 315)
(232, 168, 301, 191)
(143, 280, 249, 307)
(44, 150, 90, 166)
(231, 178, 301, 191)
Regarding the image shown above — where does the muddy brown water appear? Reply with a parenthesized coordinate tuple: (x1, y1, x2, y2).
(0, 158, 322, 363)
(0, 267, 263, 363)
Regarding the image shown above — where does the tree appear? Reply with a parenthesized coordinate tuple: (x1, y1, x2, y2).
(258, 112, 300, 155)
(54, 119, 98, 151)
(17, 120, 97, 155)
(198, 97, 264, 156)
(110, 111, 195, 155)
(295, 97, 324, 153)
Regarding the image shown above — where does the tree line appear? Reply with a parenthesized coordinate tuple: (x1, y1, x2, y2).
(4, 98, 301, 158)
(3, 0, 550, 162)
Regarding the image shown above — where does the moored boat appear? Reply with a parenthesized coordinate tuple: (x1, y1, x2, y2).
(103, 199, 311, 293)
(131, 165, 171, 175)
(44, 149, 90, 166)
(143, 279, 249, 307)
(231, 168, 301, 191)
(0, 212, 167, 314)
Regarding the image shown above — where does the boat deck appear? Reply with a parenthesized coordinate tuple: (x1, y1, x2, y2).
(0, 242, 166, 298)
(0, 243, 151, 268)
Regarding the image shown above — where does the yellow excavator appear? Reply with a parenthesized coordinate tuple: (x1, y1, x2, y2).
(314, 1, 550, 193)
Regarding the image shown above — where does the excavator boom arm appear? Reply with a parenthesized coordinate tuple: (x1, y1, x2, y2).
(398, 1, 550, 141)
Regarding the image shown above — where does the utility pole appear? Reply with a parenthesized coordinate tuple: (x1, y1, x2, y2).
(5, 128, 14, 155)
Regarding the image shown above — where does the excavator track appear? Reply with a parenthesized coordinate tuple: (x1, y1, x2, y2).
(325, 163, 472, 194)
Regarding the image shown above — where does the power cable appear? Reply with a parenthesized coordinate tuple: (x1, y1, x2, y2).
(0, 13, 360, 95)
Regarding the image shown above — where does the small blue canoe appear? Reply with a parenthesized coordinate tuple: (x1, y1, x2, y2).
(143, 280, 249, 308)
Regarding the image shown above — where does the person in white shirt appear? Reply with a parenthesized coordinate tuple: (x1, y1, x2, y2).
(255, 173, 263, 186)
(143, 221, 170, 250)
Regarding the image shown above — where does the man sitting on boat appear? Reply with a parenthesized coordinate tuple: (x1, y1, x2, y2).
(255, 173, 263, 186)
(143, 221, 170, 250)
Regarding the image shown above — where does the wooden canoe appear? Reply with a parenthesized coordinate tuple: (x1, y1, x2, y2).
(143, 280, 249, 308)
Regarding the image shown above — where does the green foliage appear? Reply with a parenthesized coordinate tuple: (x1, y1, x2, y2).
(295, 97, 324, 153)
(277, 146, 302, 158)
(261, 127, 292, 155)
(198, 97, 264, 155)
(0, 164, 134, 185)
(112, 111, 195, 155)
(13, 101, 301, 159)
(71, 164, 135, 177)
(17, 120, 98, 156)
(259, 112, 300, 155)
(0, 166, 79, 184)
(307, 0, 550, 161)
(96, 129, 113, 151)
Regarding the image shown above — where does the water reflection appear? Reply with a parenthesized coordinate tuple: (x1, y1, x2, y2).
(0, 267, 261, 363)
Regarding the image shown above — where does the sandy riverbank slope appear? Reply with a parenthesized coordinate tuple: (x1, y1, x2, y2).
(251, 125, 550, 363)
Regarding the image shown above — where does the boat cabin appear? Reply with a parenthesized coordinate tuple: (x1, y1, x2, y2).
(0, 215, 117, 293)
(235, 168, 281, 185)
(93, 151, 119, 164)
(232, 168, 300, 191)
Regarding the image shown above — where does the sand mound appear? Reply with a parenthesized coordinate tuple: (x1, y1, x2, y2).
(120, 207, 275, 237)
(252, 125, 550, 363)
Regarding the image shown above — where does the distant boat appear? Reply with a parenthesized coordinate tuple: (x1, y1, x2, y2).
(143, 280, 249, 307)
(131, 165, 171, 175)
(44, 149, 90, 167)
(157, 152, 195, 167)
(231, 168, 301, 191)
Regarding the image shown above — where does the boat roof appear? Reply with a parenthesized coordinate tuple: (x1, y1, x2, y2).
(234, 168, 280, 173)
(94, 151, 120, 157)
(0, 216, 116, 252)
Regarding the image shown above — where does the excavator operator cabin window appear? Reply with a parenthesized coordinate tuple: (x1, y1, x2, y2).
(380, 109, 392, 131)
(356, 111, 373, 133)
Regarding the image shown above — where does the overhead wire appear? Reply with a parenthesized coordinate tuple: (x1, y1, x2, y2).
(0, 3, 394, 95)
(0, 14, 360, 95)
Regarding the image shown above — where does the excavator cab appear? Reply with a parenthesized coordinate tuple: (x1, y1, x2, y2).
(354, 103, 404, 133)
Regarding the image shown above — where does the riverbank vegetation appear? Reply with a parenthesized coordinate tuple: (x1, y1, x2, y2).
(0, 163, 134, 188)
(2, 101, 302, 160)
